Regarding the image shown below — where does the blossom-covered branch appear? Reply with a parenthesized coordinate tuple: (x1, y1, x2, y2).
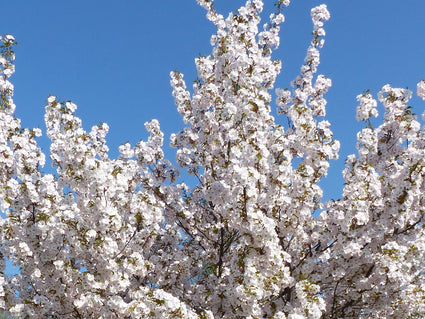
(0, 1, 424, 318)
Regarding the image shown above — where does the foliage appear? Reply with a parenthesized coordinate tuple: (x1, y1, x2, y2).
(0, 1, 424, 318)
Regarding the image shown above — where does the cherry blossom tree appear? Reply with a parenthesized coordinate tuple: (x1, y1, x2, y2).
(1, 0, 424, 318)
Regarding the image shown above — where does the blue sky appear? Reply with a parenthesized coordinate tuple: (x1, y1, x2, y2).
(1, 0, 425, 201)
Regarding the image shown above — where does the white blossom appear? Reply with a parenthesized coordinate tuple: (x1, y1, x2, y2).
(417, 79, 425, 100)
(0, 1, 424, 318)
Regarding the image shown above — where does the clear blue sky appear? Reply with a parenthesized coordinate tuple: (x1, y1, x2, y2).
(1, 0, 425, 201)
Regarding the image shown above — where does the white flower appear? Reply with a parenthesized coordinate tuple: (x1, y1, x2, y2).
(252, 0, 263, 12)
(65, 101, 77, 112)
(53, 260, 64, 270)
(86, 229, 97, 239)
(119, 142, 134, 158)
(10, 304, 25, 315)
(356, 93, 378, 121)
(33, 128, 42, 137)
(33, 268, 41, 278)
(311, 5, 330, 24)
(417, 80, 425, 100)
(47, 95, 56, 103)
(228, 128, 238, 140)
(5, 34, 15, 42)
(19, 242, 32, 256)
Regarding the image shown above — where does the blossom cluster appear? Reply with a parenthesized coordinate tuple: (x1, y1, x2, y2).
(0, 1, 425, 318)
(320, 82, 425, 317)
